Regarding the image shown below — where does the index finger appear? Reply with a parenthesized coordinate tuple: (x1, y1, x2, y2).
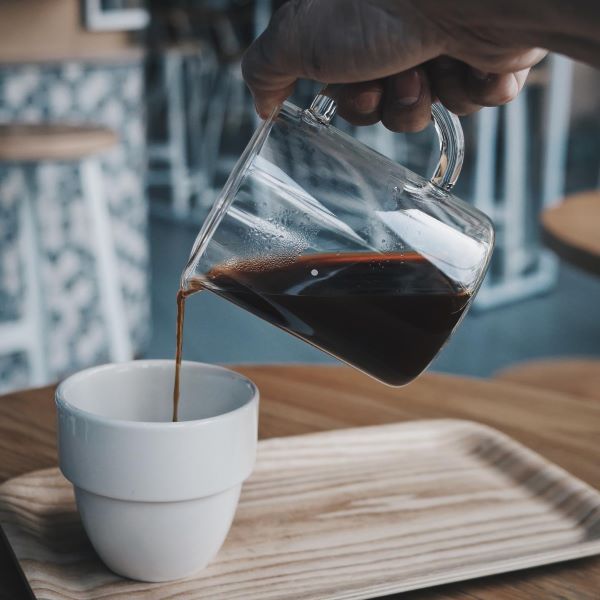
(241, 38, 297, 119)
(241, 5, 301, 118)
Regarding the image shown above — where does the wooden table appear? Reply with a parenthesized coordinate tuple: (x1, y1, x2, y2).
(542, 190, 600, 277)
(1, 365, 599, 599)
(496, 358, 600, 401)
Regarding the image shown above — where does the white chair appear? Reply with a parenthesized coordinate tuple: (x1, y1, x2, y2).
(472, 55, 574, 309)
(146, 43, 218, 219)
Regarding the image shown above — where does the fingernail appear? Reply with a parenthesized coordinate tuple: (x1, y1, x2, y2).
(354, 90, 382, 113)
(394, 70, 421, 107)
(472, 68, 492, 81)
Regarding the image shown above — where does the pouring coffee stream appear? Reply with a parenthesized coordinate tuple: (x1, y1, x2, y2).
(172, 97, 494, 422)
(172, 289, 186, 423)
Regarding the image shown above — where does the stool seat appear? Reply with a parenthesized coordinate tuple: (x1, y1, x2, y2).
(542, 190, 600, 277)
(0, 124, 117, 162)
(495, 358, 600, 401)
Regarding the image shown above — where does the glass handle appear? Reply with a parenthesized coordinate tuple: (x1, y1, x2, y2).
(307, 94, 464, 191)
(430, 103, 464, 191)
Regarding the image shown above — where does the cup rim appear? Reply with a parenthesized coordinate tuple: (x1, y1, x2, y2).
(55, 359, 258, 430)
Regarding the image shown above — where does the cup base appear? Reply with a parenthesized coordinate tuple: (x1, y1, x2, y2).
(75, 484, 241, 582)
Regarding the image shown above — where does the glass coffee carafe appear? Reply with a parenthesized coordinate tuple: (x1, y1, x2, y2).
(181, 95, 494, 386)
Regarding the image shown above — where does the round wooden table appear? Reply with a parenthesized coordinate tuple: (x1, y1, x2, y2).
(1, 365, 599, 599)
(542, 190, 600, 277)
(496, 191, 600, 404)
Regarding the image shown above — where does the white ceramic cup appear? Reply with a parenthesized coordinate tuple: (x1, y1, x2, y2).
(55, 360, 258, 582)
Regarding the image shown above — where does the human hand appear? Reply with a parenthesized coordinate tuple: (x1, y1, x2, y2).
(242, 0, 547, 131)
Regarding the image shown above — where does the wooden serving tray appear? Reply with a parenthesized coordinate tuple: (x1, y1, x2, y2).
(2, 420, 600, 599)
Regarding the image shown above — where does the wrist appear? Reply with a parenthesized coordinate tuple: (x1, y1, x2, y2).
(413, 0, 600, 65)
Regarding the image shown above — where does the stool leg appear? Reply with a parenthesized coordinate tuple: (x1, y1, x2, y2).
(20, 168, 50, 385)
(165, 52, 190, 218)
(185, 51, 211, 204)
(80, 158, 133, 363)
(203, 70, 230, 193)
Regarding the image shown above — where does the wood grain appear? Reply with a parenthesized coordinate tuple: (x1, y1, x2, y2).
(2, 420, 600, 600)
(0, 125, 117, 162)
(542, 190, 600, 277)
(495, 359, 600, 402)
(0, 0, 138, 65)
(1, 365, 600, 599)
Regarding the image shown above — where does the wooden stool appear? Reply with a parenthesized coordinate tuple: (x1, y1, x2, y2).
(495, 359, 600, 401)
(541, 190, 600, 277)
(0, 124, 132, 386)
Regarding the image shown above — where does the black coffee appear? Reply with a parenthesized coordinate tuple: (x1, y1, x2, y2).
(210, 252, 468, 382)
(173, 251, 469, 419)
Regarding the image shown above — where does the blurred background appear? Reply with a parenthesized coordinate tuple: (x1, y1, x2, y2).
(0, 0, 599, 393)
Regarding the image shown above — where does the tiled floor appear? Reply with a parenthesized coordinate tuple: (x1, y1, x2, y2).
(145, 216, 600, 378)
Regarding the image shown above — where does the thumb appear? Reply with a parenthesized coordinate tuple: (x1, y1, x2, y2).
(242, 0, 375, 117)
